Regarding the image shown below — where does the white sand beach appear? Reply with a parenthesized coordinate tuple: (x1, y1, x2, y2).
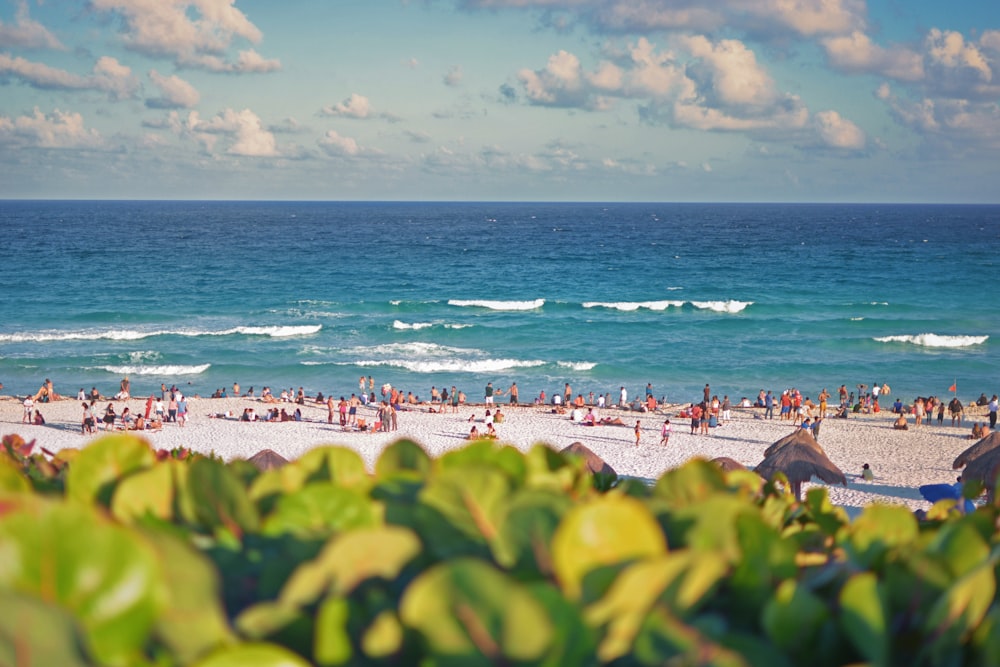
(1, 393, 991, 515)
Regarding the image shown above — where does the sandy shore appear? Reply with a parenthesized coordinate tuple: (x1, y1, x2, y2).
(1, 394, 991, 516)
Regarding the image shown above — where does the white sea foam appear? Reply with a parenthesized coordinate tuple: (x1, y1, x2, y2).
(392, 320, 435, 331)
(850, 317, 865, 321)
(93, 364, 211, 376)
(0, 324, 321, 342)
(582, 301, 683, 311)
(873, 334, 989, 348)
(352, 358, 546, 374)
(448, 299, 545, 311)
(690, 300, 752, 313)
(557, 361, 597, 371)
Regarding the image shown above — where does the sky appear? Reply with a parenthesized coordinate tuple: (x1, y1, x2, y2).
(0, 1, 998, 202)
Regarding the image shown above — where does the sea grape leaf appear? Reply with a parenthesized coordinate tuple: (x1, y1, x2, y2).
(631, 605, 750, 667)
(0, 591, 91, 667)
(65, 433, 155, 506)
(187, 457, 260, 538)
(0, 498, 163, 665)
(838, 572, 888, 665)
(438, 441, 527, 487)
(296, 446, 371, 491)
(924, 559, 996, 653)
(110, 461, 174, 522)
(398, 558, 553, 664)
(262, 483, 380, 540)
(925, 519, 991, 579)
(313, 595, 352, 666)
(190, 642, 312, 667)
(524, 582, 598, 667)
(728, 512, 799, 618)
(416, 465, 510, 558)
(585, 551, 727, 662)
(0, 455, 29, 493)
(280, 525, 422, 607)
(375, 439, 431, 482)
(552, 493, 667, 600)
(492, 488, 571, 574)
(141, 527, 236, 663)
(845, 503, 918, 569)
(360, 608, 404, 660)
(653, 459, 728, 508)
(762, 579, 829, 655)
(523, 444, 578, 493)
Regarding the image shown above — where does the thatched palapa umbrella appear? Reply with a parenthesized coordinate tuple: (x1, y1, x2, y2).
(247, 448, 289, 471)
(709, 456, 747, 472)
(953, 431, 1000, 470)
(959, 445, 1000, 503)
(755, 432, 846, 500)
(762, 428, 824, 458)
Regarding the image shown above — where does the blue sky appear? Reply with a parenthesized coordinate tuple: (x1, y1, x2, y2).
(1, 0, 997, 202)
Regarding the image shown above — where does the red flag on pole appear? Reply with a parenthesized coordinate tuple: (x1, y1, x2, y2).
(948, 381, 957, 393)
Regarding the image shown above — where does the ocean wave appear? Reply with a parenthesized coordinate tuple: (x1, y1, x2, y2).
(343, 342, 480, 358)
(557, 361, 597, 371)
(0, 324, 321, 342)
(351, 358, 546, 374)
(92, 364, 211, 376)
(582, 301, 683, 311)
(850, 317, 864, 321)
(393, 320, 435, 331)
(690, 300, 752, 313)
(873, 334, 989, 348)
(448, 299, 545, 311)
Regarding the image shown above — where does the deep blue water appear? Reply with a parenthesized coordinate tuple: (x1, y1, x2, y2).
(1, 200, 997, 405)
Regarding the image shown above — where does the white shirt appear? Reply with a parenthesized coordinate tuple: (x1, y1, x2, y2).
(620, 388, 627, 403)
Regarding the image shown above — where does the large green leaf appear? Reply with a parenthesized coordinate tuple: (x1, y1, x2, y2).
(65, 434, 155, 506)
(552, 493, 667, 600)
(0, 498, 162, 665)
(191, 642, 311, 666)
(375, 439, 431, 481)
(653, 459, 728, 508)
(262, 483, 380, 539)
(296, 446, 371, 491)
(492, 488, 572, 574)
(142, 528, 236, 663)
(110, 461, 174, 522)
(0, 592, 91, 667)
(399, 558, 554, 664)
(844, 504, 918, 569)
(523, 444, 578, 493)
(838, 572, 888, 665)
(0, 455, 29, 493)
(438, 441, 527, 487)
(924, 559, 996, 654)
(416, 465, 510, 558)
(280, 525, 422, 607)
(186, 457, 260, 537)
(762, 579, 829, 655)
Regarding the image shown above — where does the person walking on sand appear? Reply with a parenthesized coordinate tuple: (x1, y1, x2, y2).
(634, 420, 641, 447)
(177, 395, 188, 427)
(989, 395, 999, 429)
(659, 419, 671, 446)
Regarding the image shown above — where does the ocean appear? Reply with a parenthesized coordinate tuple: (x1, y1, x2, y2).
(1, 200, 997, 406)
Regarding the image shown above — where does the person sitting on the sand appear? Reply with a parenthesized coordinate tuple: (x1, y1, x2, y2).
(582, 408, 596, 425)
(493, 409, 504, 423)
(32, 409, 45, 425)
(861, 463, 874, 481)
(893, 414, 909, 430)
(131, 415, 145, 431)
(279, 408, 294, 422)
(467, 425, 480, 439)
(970, 422, 985, 439)
(599, 416, 625, 426)
(485, 423, 498, 439)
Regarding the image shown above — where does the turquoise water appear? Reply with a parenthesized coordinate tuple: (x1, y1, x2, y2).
(0, 200, 997, 404)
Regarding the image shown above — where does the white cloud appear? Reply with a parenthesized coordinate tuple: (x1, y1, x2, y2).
(318, 130, 368, 157)
(0, 1, 64, 50)
(184, 108, 279, 156)
(680, 35, 780, 110)
(321, 93, 372, 119)
(147, 70, 201, 109)
(0, 54, 139, 99)
(822, 30, 924, 81)
(88, 0, 280, 73)
(0, 107, 103, 149)
(813, 110, 866, 149)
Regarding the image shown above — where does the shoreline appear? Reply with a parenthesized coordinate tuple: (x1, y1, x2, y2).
(2, 393, 993, 516)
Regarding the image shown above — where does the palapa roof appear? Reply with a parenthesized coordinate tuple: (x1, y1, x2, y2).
(247, 448, 290, 471)
(762, 428, 825, 458)
(709, 456, 747, 472)
(953, 431, 1000, 470)
(755, 436, 846, 487)
(960, 445, 1000, 490)
(561, 441, 617, 479)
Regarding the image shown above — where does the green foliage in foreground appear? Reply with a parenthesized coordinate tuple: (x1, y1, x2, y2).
(2, 434, 1000, 666)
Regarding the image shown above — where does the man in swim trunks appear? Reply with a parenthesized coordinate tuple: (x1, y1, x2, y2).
(485, 382, 494, 405)
(508, 382, 518, 406)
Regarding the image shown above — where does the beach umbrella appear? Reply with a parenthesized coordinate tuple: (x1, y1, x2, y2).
(762, 428, 825, 458)
(709, 456, 747, 472)
(960, 446, 1000, 503)
(952, 431, 1000, 470)
(755, 440, 847, 501)
(560, 442, 618, 479)
(247, 448, 289, 471)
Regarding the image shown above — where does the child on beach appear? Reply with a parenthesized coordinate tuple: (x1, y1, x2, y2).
(861, 463, 874, 482)
(659, 419, 671, 446)
(634, 420, 641, 447)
